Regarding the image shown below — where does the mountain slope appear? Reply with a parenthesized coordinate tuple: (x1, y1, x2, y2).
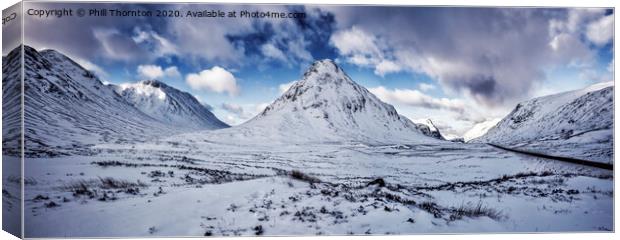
(22, 46, 174, 156)
(114, 80, 228, 130)
(412, 119, 445, 140)
(474, 82, 614, 164)
(463, 118, 501, 142)
(185, 59, 440, 144)
(2, 49, 22, 156)
(3, 46, 225, 156)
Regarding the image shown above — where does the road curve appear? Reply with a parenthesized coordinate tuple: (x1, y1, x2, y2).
(487, 143, 613, 171)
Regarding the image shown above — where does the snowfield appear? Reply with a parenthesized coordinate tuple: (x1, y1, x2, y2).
(18, 139, 612, 237)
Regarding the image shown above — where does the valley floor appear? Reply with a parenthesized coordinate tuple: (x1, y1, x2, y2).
(5, 139, 613, 237)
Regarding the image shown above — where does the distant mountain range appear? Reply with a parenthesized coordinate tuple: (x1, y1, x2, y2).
(2, 46, 228, 156)
(2, 46, 613, 162)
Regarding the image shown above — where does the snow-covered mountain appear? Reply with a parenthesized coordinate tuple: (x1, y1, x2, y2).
(114, 80, 228, 130)
(2, 49, 22, 156)
(412, 119, 445, 140)
(195, 59, 440, 144)
(2, 46, 226, 156)
(473, 82, 614, 163)
(463, 118, 501, 142)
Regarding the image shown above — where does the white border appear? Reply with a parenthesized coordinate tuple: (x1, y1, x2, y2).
(0, 0, 617, 240)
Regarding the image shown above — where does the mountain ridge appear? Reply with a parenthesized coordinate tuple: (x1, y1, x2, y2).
(114, 79, 229, 130)
(2, 45, 227, 156)
(473, 82, 614, 163)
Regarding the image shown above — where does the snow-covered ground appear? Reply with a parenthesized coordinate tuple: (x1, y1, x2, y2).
(20, 138, 613, 237)
(2, 156, 21, 237)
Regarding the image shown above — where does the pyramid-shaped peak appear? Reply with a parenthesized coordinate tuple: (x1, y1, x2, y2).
(37, 47, 98, 80)
(40, 48, 66, 57)
(302, 59, 346, 78)
(23, 45, 38, 54)
(309, 59, 339, 71)
(243, 58, 438, 144)
(39, 48, 78, 65)
(141, 80, 167, 88)
(9, 45, 50, 61)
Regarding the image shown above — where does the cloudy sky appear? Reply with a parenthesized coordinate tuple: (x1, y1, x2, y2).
(16, 3, 614, 136)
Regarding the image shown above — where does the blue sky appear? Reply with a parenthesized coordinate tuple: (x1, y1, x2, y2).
(18, 3, 614, 136)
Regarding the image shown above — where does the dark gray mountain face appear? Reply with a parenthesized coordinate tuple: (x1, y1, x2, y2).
(413, 119, 445, 141)
(2, 47, 22, 156)
(2, 46, 227, 157)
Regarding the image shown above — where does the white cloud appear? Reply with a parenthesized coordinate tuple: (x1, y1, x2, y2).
(219, 102, 270, 125)
(331, 27, 405, 77)
(418, 83, 436, 92)
(164, 66, 181, 78)
(330, 26, 382, 58)
(221, 103, 244, 115)
(166, 8, 252, 64)
(330, 26, 390, 75)
(286, 39, 313, 62)
(72, 57, 109, 79)
(255, 102, 270, 113)
(548, 9, 608, 58)
(549, 9, 604, 35)
(368, 86, 466, 113)
(578, 67, 613, 83)
(186, 66, 240, 96)
(163, 5, 321, 65)
(329, 9, 610, 108)
(92, 27, 177, 63)
(137, 65, 180, 80)
(374, 60, 401, 76)
(586, 14, 614, 46)
(278, 80, 297, 93)
(93, 28, 136, 61)
(132, 27, 178, 57)
(261, 43, 287, 62)
(224, 115, 239, 125)
(92, 27, 178, 63)
(137, 65, 164, 80)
